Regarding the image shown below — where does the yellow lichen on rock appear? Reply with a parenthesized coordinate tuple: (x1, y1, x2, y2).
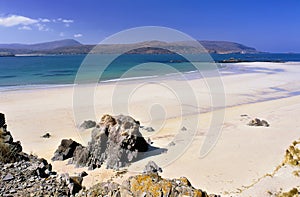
(128, 173, 208, 197)
(277, 188, 299, 197)
(100, 114, 117, 127)
(283, 139, 300, 167)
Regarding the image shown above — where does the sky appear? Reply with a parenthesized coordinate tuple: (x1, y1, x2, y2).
(0, 0, 300, 52)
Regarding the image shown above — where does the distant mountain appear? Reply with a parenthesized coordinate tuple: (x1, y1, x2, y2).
(0, 39, 259, 55)
(0, 39, 82, 51)
(200, 41, 257, 54)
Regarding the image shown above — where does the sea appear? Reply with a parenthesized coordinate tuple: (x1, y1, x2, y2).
(0, 53, 300, 91)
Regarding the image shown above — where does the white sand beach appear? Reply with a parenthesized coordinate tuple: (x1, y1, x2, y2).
(1, 62, 300, 196)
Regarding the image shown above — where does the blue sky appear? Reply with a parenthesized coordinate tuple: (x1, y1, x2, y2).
(0, 0, 299, 52)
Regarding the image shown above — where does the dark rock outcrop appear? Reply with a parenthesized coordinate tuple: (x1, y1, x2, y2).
(0, 113, 27, 163)
(52, 139, 84, 161)
(248, 118, 270, 127)
(80, 120, 96, 129)
(0, 159, 83, 196)
(0, 113, 83, 196)
(0, 113, 5, 127)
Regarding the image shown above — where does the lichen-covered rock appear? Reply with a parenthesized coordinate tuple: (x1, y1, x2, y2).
(79, 181, 121, 197)
(276, 187, 299, 197)
(128, 173, 208, 197)
(283, 139, 300, 167)
(77, 172, 210, 197)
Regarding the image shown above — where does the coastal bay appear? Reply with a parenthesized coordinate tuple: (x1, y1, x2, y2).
(1, 62, 300, 195)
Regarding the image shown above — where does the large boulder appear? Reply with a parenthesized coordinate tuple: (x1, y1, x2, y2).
(52, 139, 84, 161)
(70, 114, 149, 170)
(89, 114, 148, 169)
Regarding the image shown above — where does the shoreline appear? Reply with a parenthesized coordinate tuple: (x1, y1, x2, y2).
(1, 61, 299, 93)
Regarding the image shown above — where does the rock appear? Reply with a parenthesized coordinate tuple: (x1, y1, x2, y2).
(181, 126, 187, 131)
(284, 139, 300, 166)
(125, 172, 208, 197)
(248, 118, 270, 127)
(72, 163, 215, 197)
(261, 120, 270, 127)
(96, 114, 148, 169)
(143, 161, 162, 173)
(276, 188, 299, 197)
(0, 113, 5, 127)
(51, 139, 84, 161)
(69, 176, 83, 195)
(28, 177, 35, 182)
(70, 176, 83, 185)
(3, 173, 14, 181)
(80, 120, 96, 129)
(177, 177, 192, 186)
(3, 163, 13, 169)
(71, 114, 149, 170)
(37, 161, 52, 178)
(0, 114, 27, 163)
(0, 159, 80, 196)
(2, 133, 13, 143)
(79, 171, 88, 178)
(147, 137, 153, 144)
(72, 145, 90, 167)
(140, 126, 155, 132)
(42, 133, 51, 138)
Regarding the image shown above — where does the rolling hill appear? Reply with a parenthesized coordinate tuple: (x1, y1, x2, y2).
(0, 39, 259, 55)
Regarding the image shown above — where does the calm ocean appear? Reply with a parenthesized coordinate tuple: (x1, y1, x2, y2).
(0, 53, 299, 90)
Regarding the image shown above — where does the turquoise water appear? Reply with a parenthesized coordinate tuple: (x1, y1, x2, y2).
(0, 53, 300, 89)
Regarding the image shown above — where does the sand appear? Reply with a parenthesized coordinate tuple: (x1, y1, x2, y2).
(1, 62, 300, 196)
